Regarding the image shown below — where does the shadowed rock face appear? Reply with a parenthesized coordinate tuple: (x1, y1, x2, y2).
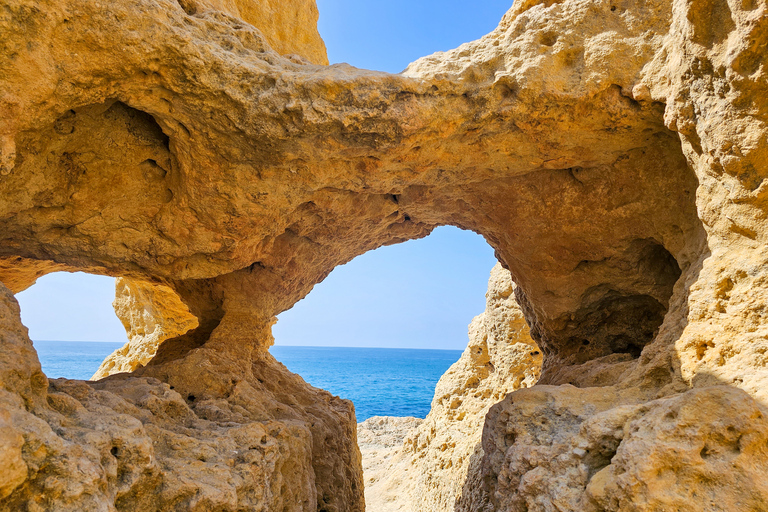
(0, 282, 361, 512)
(1, 0, 768, 509)
(92, 277, 200, 380)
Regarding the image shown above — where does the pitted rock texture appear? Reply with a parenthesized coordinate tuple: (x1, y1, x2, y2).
(0, 0, 702, 369)
(0, 257, 71, 294)
(0, 282, 361, 511)
(357, 415, 423, 510)
(465, 385, 768, 512)
(92, 277, 199, 380)
(361, 264, 542, 512)
(1, 0, 768, 509)
(175, 0, 328, 64)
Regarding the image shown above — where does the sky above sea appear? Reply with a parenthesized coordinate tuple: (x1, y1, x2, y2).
(17, 227, 496, 350)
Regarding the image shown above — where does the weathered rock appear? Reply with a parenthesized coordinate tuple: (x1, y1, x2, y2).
(0, 0, 767, 509)
(175, 0, 328, 64)
(361, 264, 542, 511)
(0, 257, 74, 294)
(0, 281, 361, 511)
(357, 415, 423, 510)
(464, 385, 768, 512)
(1, 0, 704, 372)
(92, 278, 199, 380)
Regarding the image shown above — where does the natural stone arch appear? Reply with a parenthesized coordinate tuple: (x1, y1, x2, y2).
(1, 0, 768, 509)
(1, 12, 700, 380)
(6, 117, 696, 382)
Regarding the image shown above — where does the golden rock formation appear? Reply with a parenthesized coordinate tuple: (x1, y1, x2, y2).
(92, 278, 199, 380)
(175, 0, 328, 64)
(0, 282, 361, 511)
(0, 0, 767, 509)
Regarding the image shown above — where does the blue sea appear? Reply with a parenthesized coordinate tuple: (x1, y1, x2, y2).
(33, 340, 125, 381)
(32, 341, 462, 421)
(271, 346, 462, 420)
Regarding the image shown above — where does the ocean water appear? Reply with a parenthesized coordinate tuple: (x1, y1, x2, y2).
(33, 340, 125, 380)
(271, 346, 463, 421)
(32, 341, 462, 421)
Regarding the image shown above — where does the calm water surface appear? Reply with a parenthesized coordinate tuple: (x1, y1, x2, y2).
(272, 346, 462, 420)
(34, 340, 124, 380)
(33, 341, 462, 421)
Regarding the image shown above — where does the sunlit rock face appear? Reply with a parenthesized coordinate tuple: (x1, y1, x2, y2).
(0, 282, 361, 511)
(360, 264, 542, 511)
(174, 0, 328, 64)
(92, 277, 199, 380)
(0, 1, 363, 510)
(1, 0, 767, 509)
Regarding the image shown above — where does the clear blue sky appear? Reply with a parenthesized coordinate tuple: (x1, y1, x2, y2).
(17, 272, 127, 343)
(15, 0, 511, 348)
(317, 0, 511, 73)
(274, 227, 496, 349)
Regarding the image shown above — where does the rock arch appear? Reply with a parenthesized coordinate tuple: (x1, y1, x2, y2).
(1, 0, 767, 509)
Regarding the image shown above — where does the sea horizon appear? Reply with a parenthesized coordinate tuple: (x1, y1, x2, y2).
(31, 341, 462, 421)
(32, 339, 465, 351)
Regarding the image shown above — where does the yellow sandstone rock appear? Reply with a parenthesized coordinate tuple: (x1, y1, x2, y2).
(360, 264, 542, 511)
(0, 281, 361, 511)
(92, 278, 199, 380)
(175, 0, 328, 64)
(357, 415, 423, 510)
(0, 0, 767, 509)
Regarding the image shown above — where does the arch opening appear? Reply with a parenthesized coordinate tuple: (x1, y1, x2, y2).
(270, 225, 503, 420)
(0, 0, 738, 508)
(267, 226, 544, 511)
(10, 270, 201, 381)
(315, 0, 512, 73)
(14, 271, 127, 380)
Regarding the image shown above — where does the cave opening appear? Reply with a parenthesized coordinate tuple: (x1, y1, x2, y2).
(263, 223, 549, 510)
(15, 271, 128, 380)
(270, 225, 504, 421)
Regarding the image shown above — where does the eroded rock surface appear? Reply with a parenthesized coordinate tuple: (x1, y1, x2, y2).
(0, 282, 361, 511)
(467, 384, 768, 512)
(174, 0, 328, 64)
(92, 278, 199, 380)
(357, 415, 423, 510)
(1, 0, 768, 509)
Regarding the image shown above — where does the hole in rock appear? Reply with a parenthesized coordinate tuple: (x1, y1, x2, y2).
(271, 226, 500, 421)
(316, 0, 512, 72)
(15, 272, 127, 380)
(543, 239, 683, 367)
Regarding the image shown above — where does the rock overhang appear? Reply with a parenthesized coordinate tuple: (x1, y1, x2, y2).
(1, 0, 767, 509)
(1, 0, 703, 373)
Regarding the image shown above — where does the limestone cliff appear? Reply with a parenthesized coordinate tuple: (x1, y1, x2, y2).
(361, 263, 542, 511)
(175, 0, 328, 64)
(357, 415, 423, 510)
(1, 0, 768, 509)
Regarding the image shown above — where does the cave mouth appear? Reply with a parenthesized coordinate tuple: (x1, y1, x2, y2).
(529, 238, 684, 369)
(14, 271, 128, 380)
(269, 225, 506, 422)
